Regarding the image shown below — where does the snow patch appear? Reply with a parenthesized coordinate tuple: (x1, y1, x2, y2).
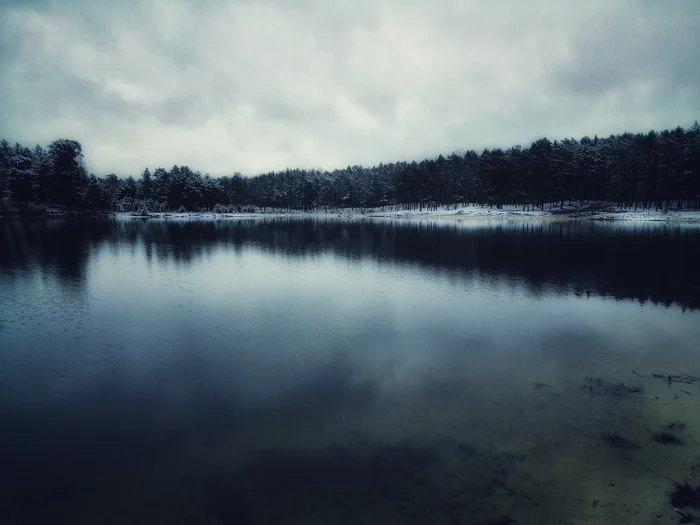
(114, 202, 700, 223)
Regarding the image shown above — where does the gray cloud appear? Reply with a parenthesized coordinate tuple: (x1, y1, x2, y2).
(554, 3, 700, 96)
(0, 0, 698, 176)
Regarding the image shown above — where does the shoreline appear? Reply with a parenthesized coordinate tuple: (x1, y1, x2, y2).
(3, 203, 700, 223)
(117, 204, 700, 224)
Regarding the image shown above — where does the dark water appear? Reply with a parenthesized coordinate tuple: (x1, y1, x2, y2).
(1, 217, 700, 525)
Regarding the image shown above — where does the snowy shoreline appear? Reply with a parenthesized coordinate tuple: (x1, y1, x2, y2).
(115, 203, 700, 224)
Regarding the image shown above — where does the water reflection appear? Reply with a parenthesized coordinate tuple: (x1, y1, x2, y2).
(1, 217, 700, 524)
(2, 217, 699, 309)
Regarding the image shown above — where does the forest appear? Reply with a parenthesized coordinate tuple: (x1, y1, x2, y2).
(1, 122, 699, 214)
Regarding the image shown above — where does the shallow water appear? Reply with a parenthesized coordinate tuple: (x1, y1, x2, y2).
(1, 217, 700, 525)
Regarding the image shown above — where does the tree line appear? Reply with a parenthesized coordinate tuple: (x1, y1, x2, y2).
(1, 122, 699, 214)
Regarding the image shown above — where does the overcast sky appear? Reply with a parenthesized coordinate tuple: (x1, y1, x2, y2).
(1, 0, 698, 176)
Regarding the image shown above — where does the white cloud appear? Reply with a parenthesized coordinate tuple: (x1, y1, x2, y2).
(1, 0, 698, 175)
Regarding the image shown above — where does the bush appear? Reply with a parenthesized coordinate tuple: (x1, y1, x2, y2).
(213, 203, 231, 213)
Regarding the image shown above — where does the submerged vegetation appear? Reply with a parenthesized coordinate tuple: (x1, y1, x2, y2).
(587, 369, 700, 523)
(1, 122, 699, 214)
(600, 432, 641, 450)
(653, 432, 685, 445)
(671, 482, 700, 524)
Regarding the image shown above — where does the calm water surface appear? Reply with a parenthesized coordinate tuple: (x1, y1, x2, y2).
(1, 217, 700, 525)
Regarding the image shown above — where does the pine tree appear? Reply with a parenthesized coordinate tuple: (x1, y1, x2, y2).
(139, 168, 152, 200)
(8, 151, 36, 207)
(48, 139, 85, 207)
(84, 175, 109, 210)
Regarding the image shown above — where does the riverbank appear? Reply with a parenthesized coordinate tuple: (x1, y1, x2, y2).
(409, 203, 700, 223)
(3, 201, 700, 223)
(118, 202, 700, 223)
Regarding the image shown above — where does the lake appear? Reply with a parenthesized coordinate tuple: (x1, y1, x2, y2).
(1, 217, 700, 525)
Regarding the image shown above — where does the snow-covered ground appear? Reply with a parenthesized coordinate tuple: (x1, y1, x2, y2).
(368, 204, 550, 219)
(116, 202, 700, 223)
(585, 208, 700, 222)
